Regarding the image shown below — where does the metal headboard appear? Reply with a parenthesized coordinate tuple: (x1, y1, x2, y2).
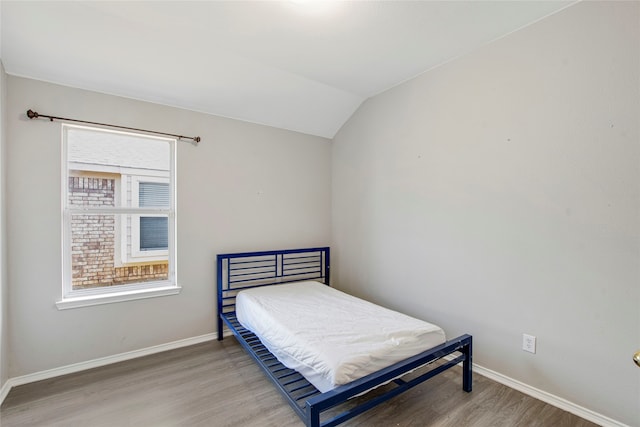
(216, 247, 330, 317)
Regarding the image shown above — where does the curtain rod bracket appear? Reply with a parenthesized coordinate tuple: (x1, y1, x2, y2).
(26, 109, 200, 144)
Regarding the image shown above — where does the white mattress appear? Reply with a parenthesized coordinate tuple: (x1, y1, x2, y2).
(235, 281, 446, 393)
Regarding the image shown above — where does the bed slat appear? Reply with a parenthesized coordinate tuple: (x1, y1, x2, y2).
(220, 311, 319, 420)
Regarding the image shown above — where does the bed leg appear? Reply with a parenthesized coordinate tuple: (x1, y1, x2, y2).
(217, 315, 223, 341)
(306, 403, 320, 427)
(462, 336, 473, 392)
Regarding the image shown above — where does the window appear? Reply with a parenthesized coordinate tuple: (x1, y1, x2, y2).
(125, 176, 170, 263)
(139, 182, 169, 251)
(59, 125, 179, 309)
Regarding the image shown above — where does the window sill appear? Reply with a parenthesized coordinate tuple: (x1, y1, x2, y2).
(56, 285, 182, 310)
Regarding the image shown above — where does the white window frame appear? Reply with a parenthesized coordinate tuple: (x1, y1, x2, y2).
(59, 124, 180, 310)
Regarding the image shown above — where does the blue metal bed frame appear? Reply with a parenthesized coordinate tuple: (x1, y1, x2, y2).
(217, 247, 472, 427)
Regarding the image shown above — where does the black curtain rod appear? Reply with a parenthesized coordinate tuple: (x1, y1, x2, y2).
(26, 109, 201, 144)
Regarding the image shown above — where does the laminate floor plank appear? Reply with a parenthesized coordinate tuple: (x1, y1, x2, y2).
(1, 339, 598, 427)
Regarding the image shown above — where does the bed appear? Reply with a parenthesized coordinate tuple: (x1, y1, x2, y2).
(217, 247, 472, 427)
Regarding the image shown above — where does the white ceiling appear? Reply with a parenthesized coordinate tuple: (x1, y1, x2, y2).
(1, 1, 575, 138)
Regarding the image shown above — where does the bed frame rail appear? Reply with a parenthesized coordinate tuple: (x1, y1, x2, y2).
(306, 334, 472, 427)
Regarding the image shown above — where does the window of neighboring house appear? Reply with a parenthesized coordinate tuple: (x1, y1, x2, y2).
(139, 182, 169, 251)
(59, 124, 179, 309)
(123, 176, 170, 263)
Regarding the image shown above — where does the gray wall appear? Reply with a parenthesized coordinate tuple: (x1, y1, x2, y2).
(0, 61, 8, 393)
(332, 2, 639, 425)
(6, 76, 331, 377)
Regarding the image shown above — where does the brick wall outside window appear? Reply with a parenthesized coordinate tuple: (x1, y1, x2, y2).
(69, 176, 168, 289)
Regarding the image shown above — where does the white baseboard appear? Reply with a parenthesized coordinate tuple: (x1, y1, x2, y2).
(0, 332, 217, 405)
(472, 363, 629, 427)
(0, 377, 12, 405)
(1, 335, 628, 427)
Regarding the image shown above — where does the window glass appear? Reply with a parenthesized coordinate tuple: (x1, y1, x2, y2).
(140, 216, 169, 250)
(139, 182, 170, 208)
(139, 182, 169, 251)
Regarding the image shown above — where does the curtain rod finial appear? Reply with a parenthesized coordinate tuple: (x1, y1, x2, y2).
(194, 136, 201, 144)
(27, 109, 39, 119)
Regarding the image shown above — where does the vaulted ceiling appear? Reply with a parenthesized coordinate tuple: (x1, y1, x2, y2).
(1, 1, 575, 138)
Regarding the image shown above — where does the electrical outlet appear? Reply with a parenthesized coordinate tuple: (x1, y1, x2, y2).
(522, 334, 536, 354)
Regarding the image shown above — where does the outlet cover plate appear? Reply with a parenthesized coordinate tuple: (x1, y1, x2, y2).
(523, 334, 536, 353)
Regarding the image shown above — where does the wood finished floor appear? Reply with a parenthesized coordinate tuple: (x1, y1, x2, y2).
(1, 339, 598, 427)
